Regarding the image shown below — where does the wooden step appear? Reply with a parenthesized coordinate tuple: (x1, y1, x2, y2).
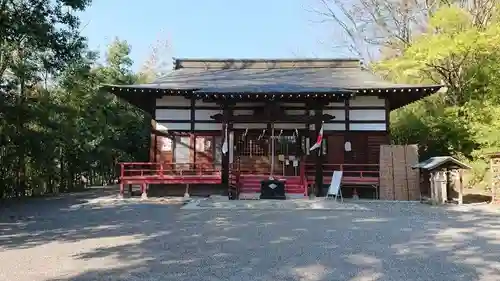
(239, 183, 305, 194)
(237, 174, 305, 194)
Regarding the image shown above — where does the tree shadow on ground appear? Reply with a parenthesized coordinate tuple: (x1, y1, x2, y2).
(1, 195, 500, 281)
(463, 193, 492, 204)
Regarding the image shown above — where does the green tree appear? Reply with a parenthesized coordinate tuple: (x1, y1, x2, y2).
(0, 0, 92, 197)
(374, 5, 500, 187)
(0, 0, 152, 198)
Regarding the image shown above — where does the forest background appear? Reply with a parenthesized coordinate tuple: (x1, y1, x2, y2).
(1, 0, 498, 198)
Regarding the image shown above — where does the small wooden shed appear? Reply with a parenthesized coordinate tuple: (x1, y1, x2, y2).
(413, 156, 471, 205)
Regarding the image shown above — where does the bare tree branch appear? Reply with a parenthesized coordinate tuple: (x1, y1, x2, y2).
(138, 32, 173, 83)
(310, 0, 496, 61)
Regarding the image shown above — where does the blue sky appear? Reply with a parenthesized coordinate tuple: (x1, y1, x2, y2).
(79, 0, 353, 70)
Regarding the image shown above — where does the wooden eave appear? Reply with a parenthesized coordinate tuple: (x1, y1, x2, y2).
(101, 85, 357, 104)
(355, 86, 443, 110)
(103, 84, 442, 111)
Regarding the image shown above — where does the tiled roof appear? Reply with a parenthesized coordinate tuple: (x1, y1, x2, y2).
(104, 58, 443, 110)
(123, 58, 432, 93)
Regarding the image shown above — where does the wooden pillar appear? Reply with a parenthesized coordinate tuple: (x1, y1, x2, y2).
(384, 97, 390, 137)
(221, 103, 233, 188)
(344, 99, 350, 131)
(458, 169, 463, 205)
(266, 104, 273, 176)
(314, 105, 324, 197)
(190, 97, 196, 172)
(151, 121, 157, 162)
(491, 157, 495, 202)
(145, 96, 156, 163)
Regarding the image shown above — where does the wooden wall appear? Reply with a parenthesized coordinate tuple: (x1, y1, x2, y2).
(310, 95, 390, 165)
(314, 95, 387, 132)
(151, 95, 390, 168)
(154, 95, 388, 134)
(322, 132, 389, 165)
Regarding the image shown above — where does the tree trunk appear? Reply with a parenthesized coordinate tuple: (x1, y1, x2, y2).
(15, 77, 26, 198)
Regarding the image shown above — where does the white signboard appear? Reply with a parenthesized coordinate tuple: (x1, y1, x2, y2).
(327, 171, 343, 196)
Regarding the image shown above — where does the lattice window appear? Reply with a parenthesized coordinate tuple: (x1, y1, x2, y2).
(274, 135, 300, 155)
(236, 135, 269, 156)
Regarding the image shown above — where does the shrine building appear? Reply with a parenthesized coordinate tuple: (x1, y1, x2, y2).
(102, 58, 442, 199)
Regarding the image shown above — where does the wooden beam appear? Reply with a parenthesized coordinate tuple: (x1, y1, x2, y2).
(210, 113, 335, 123)
(202, 96, 352, 103)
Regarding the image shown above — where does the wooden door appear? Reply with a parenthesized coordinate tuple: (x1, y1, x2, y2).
(327, 134, 345, 165)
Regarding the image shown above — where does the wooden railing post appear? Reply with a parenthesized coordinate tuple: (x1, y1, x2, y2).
(119, 163, 125, 198)
(120, 163, 125, 178)
(236, 170, 240, 196)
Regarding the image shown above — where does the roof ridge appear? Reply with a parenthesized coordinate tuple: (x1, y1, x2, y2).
(174, 58, 361, 70)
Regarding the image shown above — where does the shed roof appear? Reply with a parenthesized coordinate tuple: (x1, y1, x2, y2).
(412, 156, 471, 171)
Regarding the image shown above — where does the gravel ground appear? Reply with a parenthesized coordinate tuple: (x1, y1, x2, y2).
(1, 191, 500, 281)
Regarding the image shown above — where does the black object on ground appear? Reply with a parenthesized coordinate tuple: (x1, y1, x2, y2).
(260, 179, 286, 200)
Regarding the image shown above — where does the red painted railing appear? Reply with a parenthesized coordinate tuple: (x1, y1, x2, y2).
(118, 162, 223, 196)
(117, 161, 378, 198)
(120, 162, 221, 178)
(305, 163, 380, 198)
(305, 163, 379, 181)
(119, 162, 222, 196)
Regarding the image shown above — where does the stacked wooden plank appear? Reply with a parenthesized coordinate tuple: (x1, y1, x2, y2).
(379, 145, 395, 200)
(393, 145, 408, 200)
(405, 145, 420, 200)
(379, 144, 420, 201)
